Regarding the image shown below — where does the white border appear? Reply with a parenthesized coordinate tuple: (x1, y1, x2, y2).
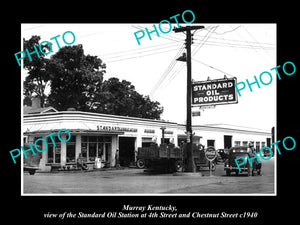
(20, 23, 277, 197)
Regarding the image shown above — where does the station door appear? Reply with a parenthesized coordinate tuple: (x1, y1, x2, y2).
(119, 137, 136, 167)
(224, 135, 232, 149)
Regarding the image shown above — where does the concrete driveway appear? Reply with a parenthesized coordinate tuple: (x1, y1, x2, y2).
(23, 157, 275, 195)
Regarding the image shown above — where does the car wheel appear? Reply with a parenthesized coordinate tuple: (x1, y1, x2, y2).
(29, 169, 35, 175)
(136, 159, 145, 169)
(175, 160, 183, 172)
(257, 169, 261, 175)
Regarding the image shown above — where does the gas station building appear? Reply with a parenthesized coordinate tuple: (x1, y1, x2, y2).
(23, 107, 271, 172)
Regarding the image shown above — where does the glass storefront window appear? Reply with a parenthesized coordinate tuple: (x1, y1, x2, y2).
(81, 136, 112, 163)
(98, 145, 103, 160)
(66, 137, 76, 163)
(242, 141, 248, 147)
(55, 143, 61, 163)
(103, 137, 112, 142)
(67, 144, 75, 163)
(82, 136, 88, 143)
(256, 141, 260, 152)
(234, 141, 241, 147)
(105, 143, 111, 162)
(89, 143, 97, 161)
(48, 144, 54, 163)
(81, 143, 87, 159)
(142, 137, 152, 147)
(47, 136, 61, 164)
(89, 136, 97, 142)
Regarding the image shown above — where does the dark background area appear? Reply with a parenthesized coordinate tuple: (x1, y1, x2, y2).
(4, 3, 298, 225)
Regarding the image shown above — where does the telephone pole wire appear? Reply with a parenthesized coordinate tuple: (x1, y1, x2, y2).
(173, 25, 205, 172)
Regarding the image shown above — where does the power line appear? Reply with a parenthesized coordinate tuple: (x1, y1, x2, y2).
(192, 58, 236, 78)
(103, 42, 181, 61)
(193, 27, 274, 48)
(192, 39, 274, 50)
(212, 25, 241, 35)
(101, 42, 179, 58)
(163, 62, 186, 88)
(161, 28, 230, 94)
(105, 46, 181, 63)
(103, 25, 185, 64)
(150, 26, 216, 98)
(149, 44, 185, 97)
(241, 25, 274, 60)
(192, 26, 218, 56)
(232, 25, 273, 66)
(132, 25, 184, 43)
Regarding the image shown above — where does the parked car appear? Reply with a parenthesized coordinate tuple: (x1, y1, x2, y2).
(136, 143, 216, 172)
(23, 143, 42, 175)
(136, 143, 183, 172)
(216, 149, 228, 162)
(224, 146, 261, 176)
(194, 145, 216, 171)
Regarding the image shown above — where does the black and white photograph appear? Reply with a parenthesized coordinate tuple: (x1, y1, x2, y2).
(20, 23, 277, 195)
(5, 5, 298, 225)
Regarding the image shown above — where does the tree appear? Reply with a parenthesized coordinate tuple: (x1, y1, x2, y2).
(47, 44, 106, 111)
(94, 77, 163, 120)
(24, 40, 163, 119)
(23, 36, 51, 107)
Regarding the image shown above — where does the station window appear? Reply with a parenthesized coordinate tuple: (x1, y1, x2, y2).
(47, 136, 61, 164)
(242, 141, 248, 147)
(142, 137, 153, 147)
(255, 141, 260, 152)
(66, 137, 76, 163)
(23, 136, 28, 144)
(234, 141, 241, 147)
(207, 139, 215, 147)
(81, 136, 112, 162)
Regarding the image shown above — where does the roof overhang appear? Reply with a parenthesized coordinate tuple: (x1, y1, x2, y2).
(23, 129, 124, 136)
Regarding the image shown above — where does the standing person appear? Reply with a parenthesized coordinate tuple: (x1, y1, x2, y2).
(247, 142, 258, 173)
(248, 142, 256, 155)
(77, 153, 88, 170)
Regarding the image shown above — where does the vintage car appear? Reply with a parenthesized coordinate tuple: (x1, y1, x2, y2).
(23, 143, 42, 175)
(194, 145, 216, 172)
(224, 146, 261, 176)
(216, 149, 228, 162)
(136, 143, 216, 172)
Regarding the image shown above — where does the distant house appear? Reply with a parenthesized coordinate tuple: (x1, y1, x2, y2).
(23, 97, 58, 115)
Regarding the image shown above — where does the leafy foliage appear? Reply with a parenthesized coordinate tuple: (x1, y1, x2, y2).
(47, 44, 105, 111)
(23, 36, 51, 107)
(23, 36, 164, 119)
(93, 77, 163, 119)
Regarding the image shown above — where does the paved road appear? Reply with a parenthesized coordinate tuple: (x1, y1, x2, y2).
(23, 157, 274, 195)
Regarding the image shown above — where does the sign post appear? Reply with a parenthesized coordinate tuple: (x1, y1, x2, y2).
(205, 146, 217, 176)
(173, 25, 205, 173)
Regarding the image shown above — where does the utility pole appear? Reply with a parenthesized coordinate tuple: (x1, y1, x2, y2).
(173, 25, 204, 172)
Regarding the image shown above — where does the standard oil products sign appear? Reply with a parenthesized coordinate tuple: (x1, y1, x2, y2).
(192, 78, 238, 106)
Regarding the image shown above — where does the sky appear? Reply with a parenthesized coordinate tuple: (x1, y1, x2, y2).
(21, 23, 276, 131)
